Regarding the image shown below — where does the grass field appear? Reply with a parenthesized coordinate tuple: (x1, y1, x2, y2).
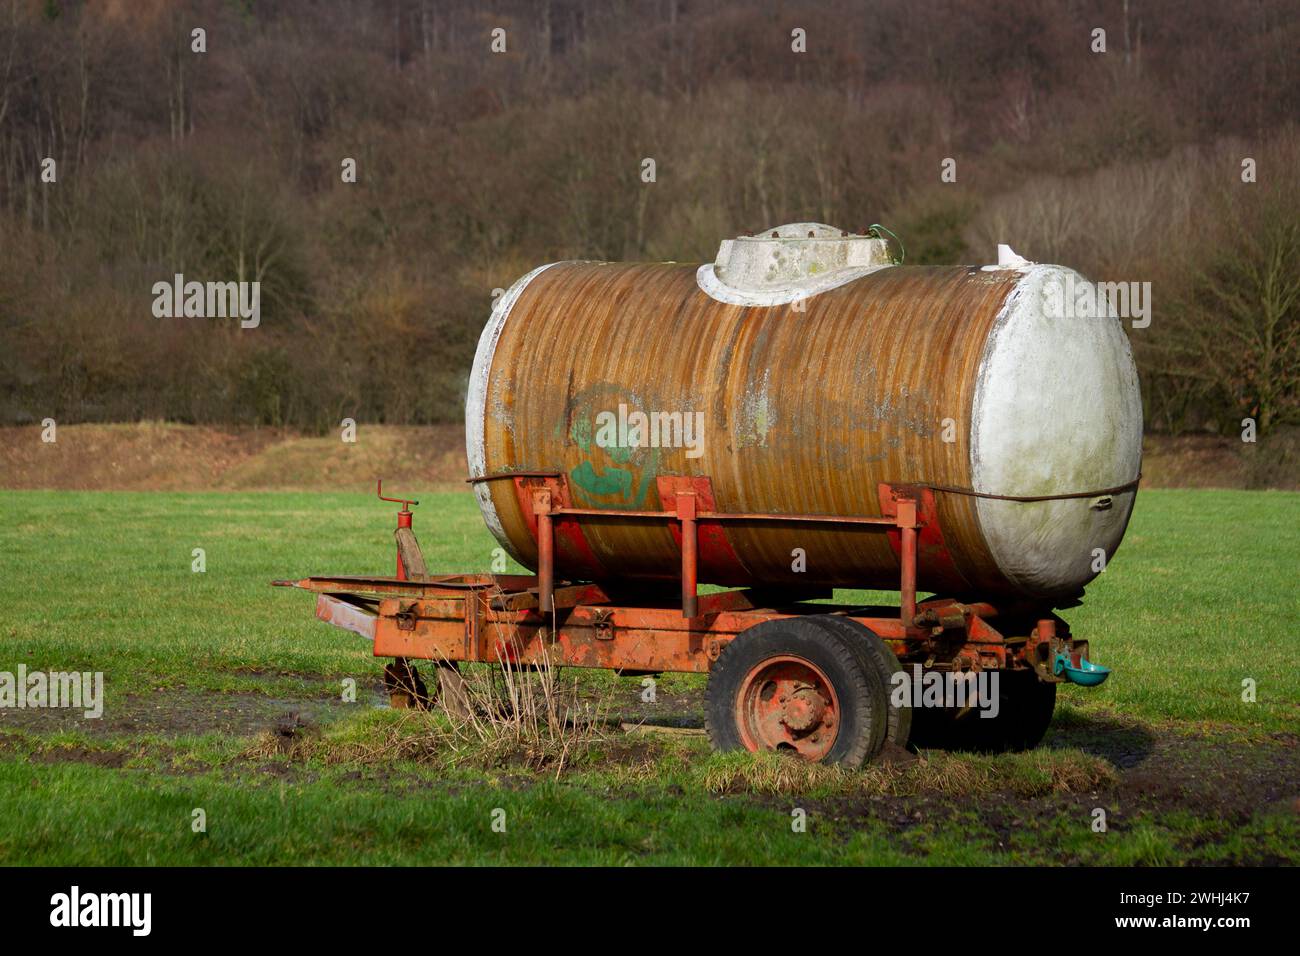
(1, 488, 1297, 865)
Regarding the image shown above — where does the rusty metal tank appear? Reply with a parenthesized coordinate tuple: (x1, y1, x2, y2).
(466, 223, 1142, 604)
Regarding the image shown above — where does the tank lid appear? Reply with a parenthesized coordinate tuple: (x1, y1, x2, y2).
(712, 222, 893, 294)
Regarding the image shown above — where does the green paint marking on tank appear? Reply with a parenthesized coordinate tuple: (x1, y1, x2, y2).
(563, 384, 664, 507)
(568, 454, 659, 507)
(568, 415, 594, 450)
(569, 461, 634, 499)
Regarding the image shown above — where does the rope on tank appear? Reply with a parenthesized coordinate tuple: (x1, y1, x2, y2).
(904, 474, 1142, 503)
(866, 223, 905, 264)
(470, 470, 1143, 502)
(467, 470, 563, 484)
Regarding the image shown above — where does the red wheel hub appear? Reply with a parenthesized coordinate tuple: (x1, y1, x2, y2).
(736, 656, 840, 762)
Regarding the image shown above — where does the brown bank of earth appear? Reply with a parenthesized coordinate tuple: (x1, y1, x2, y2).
(2, 422, 1298, 491)
(0, 422, 468, 491)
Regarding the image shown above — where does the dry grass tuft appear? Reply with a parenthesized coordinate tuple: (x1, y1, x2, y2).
(699, 751, 866, 796)
(695, 746, 1117, 798)
(243, 614, 612, 779)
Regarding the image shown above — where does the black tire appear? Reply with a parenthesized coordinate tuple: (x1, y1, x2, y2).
(908, 668, 1056, 753)
(807, 616, 912, 750)
(705, 617, 887, 768)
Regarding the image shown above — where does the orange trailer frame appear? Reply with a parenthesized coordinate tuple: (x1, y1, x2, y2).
(273, 477, 1092, 686)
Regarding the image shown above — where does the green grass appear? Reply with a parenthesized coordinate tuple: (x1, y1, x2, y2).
(2, 759, 876, 867)
(0, 488, 1297, 865)
(1054, 490, 1300, 729)
(0, 491, 507, 689)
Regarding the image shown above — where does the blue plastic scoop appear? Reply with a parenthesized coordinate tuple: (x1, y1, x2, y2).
(1054, 652, 1111, 687)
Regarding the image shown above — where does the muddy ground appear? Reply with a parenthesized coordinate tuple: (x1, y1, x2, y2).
(4, 677, 1296, 861)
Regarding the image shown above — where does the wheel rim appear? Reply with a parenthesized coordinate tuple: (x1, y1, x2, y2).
(736, 655, 840, 761)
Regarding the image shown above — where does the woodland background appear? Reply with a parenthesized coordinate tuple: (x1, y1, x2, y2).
(1, 0, 1297, 436)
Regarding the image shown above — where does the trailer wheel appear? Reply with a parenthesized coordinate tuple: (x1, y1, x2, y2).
(972, 670, 1056, 752)
(909, 669, 1056, 753)
(808, 616, 912, 750)
(705, 618, 887, 767)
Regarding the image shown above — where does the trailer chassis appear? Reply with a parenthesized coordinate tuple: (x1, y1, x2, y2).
(274, 476, 1099, 763)
(274, 476, 1093, 688)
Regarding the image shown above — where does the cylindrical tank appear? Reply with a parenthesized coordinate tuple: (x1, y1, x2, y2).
(466, 225, 1142, 604)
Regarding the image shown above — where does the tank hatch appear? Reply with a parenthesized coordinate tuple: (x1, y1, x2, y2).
(697, 222, 894, 305)
(713, 222, 892, 293)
